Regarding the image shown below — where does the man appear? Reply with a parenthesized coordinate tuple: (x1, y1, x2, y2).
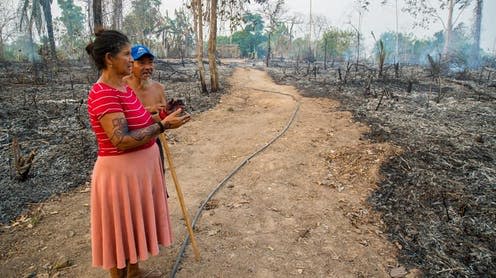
(126, 44, 186, 119)
(125, 44, 188, 174)
(126, 44, 167, 117)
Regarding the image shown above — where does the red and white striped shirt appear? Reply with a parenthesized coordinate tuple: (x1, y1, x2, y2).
(87, 83, 156, 156)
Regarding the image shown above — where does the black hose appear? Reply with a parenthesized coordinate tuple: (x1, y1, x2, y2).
(170, 87, 300, 278)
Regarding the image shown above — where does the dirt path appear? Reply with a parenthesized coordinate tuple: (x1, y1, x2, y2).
(1, 68, 407, 277)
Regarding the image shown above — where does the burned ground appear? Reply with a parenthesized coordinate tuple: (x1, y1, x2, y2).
(1, 59, 494, 277)
(0, 60, 229, 225)
(268, 63, 496, 276)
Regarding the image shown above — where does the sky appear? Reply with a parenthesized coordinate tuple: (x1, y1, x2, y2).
(160, 0, 496, 54)
(13, 0, 494, 54)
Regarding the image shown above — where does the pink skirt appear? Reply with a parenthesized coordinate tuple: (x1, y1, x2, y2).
(90, 144, 172, 270)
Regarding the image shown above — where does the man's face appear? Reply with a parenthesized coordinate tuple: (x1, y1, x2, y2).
(132, 55, 154, 80)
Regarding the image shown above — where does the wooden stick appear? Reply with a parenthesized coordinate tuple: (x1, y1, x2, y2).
(159, 134, 201, 261)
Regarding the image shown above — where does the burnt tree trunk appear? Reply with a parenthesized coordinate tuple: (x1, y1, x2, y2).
(442, 0, 454, 59)
(41, 0, 57, 61)
(93, 0, 103, 33)
(208, 0, 219, 92)
(193, 0, 208, 93)
(471, 0, 483, 68)
(266, 32, 271, 67)
(324, 37, 328, 70)
(112, 0, 123, 29)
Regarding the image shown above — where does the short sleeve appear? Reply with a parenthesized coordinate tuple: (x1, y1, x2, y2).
(88, 85, 123, 120)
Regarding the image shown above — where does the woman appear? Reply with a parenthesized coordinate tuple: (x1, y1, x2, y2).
(85, 29, 190, 278)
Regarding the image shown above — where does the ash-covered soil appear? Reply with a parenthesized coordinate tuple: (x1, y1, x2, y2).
(1, 58, 494, 276)
(268, 62, 496, 276)
(0, 59, 232, 224)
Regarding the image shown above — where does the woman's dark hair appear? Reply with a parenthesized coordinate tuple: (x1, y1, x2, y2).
(85, 29, 130, 70)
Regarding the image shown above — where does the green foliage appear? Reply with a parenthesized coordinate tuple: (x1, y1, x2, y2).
(373, 22, 475, 66)
(18, 0, 57, 60)
(3, 34, 41, 61)
(159, 8, 194, 58)
(123, 0, 163, 45)
(481, 53, 496, 68)
(231, 13, 267, 58)
(319, 27, 354, 60)
(232, 30, 265, 58)
(372, 31, 410, 63)
(217, 0, 268, 33)
(56, 0, 85, 59)
(268, 22, 290, 59)
(243, 12, 265, 34)
(411, 38, 435, 63)
(447, 23, 473, 66)
(290, 37, 308, 58)
(217, 36, 231, 45)
(57, 0, 84, 37)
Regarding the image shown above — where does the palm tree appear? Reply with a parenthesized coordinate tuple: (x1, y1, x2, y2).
(19, 0, 57, 61)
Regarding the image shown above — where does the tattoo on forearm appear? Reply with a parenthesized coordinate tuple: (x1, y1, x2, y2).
(110, 117, 159, 147)
(110, 118, 127, 146)
(129, 124, 158, 141)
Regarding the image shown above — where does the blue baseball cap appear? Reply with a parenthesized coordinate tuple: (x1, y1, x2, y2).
(131, 44, 155, 60)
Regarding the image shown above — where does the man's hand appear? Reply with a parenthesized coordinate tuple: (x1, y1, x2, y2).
(144, 103, 167, 122)
(166, 98, 186, 114)
(145, 103, 167, 115)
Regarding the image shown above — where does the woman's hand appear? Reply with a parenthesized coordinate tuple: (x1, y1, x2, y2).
(161, 108, 190, 129)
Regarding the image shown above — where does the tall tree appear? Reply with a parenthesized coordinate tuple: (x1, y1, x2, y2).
(205, 0, 267, 90)
(312, 15, 328, 44)
(231, 13, 266, 58)
(262, 0, 285, 67)
(217, 0, 268, 40)
(58, 0, 84, 36)
(284, 13, 304, 58)
(123, 0, 163, 46)
(41, 0, 56, 60)
(81, 0, 92, 34)
(270, 22, 290, 59)
(403, 0, 471, 59)
(0, 0, 16, 61)
(57, 0, 85, 58)
(471, 0, 482, 67)
(159, 8, 193, 59)
(320, 27, 354, 65)
(208, 0, 219, 92)
(192, 0, 208, 93)
(443, 0, 455, 56)
(19, 0, 57, 61)
(112, 0, 123, 30)
(93, 0, 103, 32)
(351, 0, 369, 69)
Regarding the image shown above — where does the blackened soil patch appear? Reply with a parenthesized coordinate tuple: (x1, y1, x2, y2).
(268, 63, 496, 276)
(0, 59, 232, 224)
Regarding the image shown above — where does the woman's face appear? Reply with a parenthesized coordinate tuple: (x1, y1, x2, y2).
(108, 43, 133, 76)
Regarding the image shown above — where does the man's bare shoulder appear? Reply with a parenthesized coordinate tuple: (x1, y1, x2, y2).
(149, 80, 165, 92)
